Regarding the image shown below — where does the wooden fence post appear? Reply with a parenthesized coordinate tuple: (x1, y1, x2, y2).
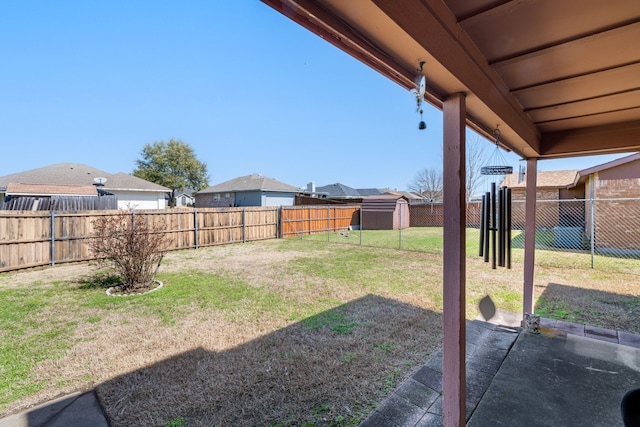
(327, 206, 330, 242)
(193, 209, 199, 249)
(50, 211, 56, 266)
(242, 208, 246, 243)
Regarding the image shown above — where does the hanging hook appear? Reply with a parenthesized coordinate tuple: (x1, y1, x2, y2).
(493, 125, 501, 147)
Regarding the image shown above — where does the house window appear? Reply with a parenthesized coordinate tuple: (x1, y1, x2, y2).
(213, 194, 220, 201)
(181, 196, 187, 205)
(225, 193, 231, 198)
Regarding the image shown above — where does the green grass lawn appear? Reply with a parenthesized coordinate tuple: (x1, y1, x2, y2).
(0, 233, 638, 425)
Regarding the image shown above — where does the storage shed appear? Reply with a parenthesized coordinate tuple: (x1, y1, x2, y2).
(361, 195, 409, 230)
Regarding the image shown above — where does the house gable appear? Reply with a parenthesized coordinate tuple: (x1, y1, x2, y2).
(195, 173, 301, 207)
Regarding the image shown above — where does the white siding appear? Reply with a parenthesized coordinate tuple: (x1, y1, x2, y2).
(111, 190, 167, 209)
(263, 192, 295, 206)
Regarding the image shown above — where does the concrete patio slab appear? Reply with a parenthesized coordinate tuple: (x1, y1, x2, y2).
(466, 330, 640, 427)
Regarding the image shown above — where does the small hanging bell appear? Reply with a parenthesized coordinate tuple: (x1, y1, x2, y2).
(418, 108, 426, 130)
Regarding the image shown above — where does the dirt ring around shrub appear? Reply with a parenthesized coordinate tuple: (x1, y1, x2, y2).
(106, 280, 163, 297)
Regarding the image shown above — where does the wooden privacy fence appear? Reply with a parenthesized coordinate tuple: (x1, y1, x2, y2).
(280, 205, 360, 238)
(1, 203, 479, 273)
(3, 195, 117, 211)
(0, 207, 279, 273)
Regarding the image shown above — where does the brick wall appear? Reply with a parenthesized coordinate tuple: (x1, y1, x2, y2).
(595, 177, 640, 198)
(194, 194, 235, 208)
(511, 188, 559, 229)
(594, 178, 640, 250)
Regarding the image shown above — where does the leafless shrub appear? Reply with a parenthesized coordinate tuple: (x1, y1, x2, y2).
(89, 209, 168, 292)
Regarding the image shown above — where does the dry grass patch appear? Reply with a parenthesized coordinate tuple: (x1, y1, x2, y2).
(0, 236, 638, 426)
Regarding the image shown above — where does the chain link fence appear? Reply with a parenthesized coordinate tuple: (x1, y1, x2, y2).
(296, 199, 640, 276)
(511, 198, 640, 274)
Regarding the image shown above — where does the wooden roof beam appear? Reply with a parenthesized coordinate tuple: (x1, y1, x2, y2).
(371, 0, 540, 155)
(539, 119, 640, 157)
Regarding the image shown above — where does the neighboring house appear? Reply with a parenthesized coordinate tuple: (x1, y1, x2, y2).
(570, 152, 640, 199)
(195, 173, 302, 207)
(569, 153, 640, 252)
(357, 187, 386, 197)
(315, 183, 362, 201)
(314, 183, 386, 203)
(174, 190, 195, 207)
(0, 163, 170, 210)
(502, 170, 581, 228)
(503, 152, 640, 251)
(0, 182, 115, 210)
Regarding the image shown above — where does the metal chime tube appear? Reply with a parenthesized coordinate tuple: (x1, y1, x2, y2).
(479, 194, 486, 257)
(498, 187, 505, 267)
(483, 191, 490, 263)
(506, 187, 512, 269)
(491, 182, 497, 269)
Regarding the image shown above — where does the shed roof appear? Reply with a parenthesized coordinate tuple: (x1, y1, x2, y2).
(0, 163, 169, 193)
(362, 194, 408, 203)
(362, 194, 408, 213)
(385, 189, 425, 201)
(502, 170, 579, 189)
(198, 173, 301, 194)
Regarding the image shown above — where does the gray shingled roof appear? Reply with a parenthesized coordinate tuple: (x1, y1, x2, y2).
(198, 173, 301, 194)
(357, 188, 385, 196)
(0, 163, 170, 192)
(315, 183, 362, 198)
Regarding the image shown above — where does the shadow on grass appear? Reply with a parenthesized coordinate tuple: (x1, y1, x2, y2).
(26, 295, 441, 427)
(536, 282, 640, 334)
(510, 229, 555, 249)
(75, 270, 122, 290)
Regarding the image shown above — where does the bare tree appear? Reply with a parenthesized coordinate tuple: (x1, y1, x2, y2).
(89, 209, 170, 293)
(409, 132, 495, 203)
(466, 133, 490, 202)
(408, 168, 443, 202)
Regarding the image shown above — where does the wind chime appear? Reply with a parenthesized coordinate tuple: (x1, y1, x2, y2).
(411, 61, 427, 130)
(479, 126, 513, 269)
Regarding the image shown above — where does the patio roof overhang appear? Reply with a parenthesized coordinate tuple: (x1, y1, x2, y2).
(261, 0, 640, 159)
(260, 1, 640, 426)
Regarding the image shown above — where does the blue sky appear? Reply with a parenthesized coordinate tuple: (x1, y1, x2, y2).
(0, 1, 628, 191)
